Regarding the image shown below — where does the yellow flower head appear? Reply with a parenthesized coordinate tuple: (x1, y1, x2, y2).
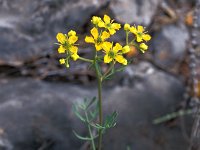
(130, 25, 151, 42)
(98, 15, 121, 35)
(139, 43, 148, 53)
(102, 42, 130, 65)
(56, 30, 79, 67)
(124, 23, 131, 31)
(59, 58, 65, 64)
(85, 27, 110, 51)
(91, 16, 102, 25)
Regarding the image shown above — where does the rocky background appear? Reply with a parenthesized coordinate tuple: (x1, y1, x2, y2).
(0, 0, 200, 150)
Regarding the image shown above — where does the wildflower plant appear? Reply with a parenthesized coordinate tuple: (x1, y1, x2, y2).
(55, 15, 151, 150)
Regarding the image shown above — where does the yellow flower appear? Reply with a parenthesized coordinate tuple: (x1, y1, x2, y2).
(102, 42, 129, 65)
(139, 43, 148, 53)
(68, 30, 76, 36)
(56, 30, 79, 61)
(98, 15, 121, 35)
(124, 23, 131, 31)
(122, 45, 130, 53)
(91, 16, 102, 25)
(59, 58, 65, 64)
(58, 45, 65, 53)
(85, 27, 110, 51)
(130, 25, 151, 42)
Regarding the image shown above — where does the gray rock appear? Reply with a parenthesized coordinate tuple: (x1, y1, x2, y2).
(0, 0, 108, 66)
(0, 78, 98, 150)
(103, 62, 188, 150)
(0, 61, 189, 150)
(152, 24, 189, 68)
(109, 0, 160, 26)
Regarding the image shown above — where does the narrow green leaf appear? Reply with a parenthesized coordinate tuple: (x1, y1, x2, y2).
(72, 105, 86, 122)
(86, 97, 96, 110)
(104, 111, 118, 128)
(73, 131, 92, 141)
(89, 109, 98, 121)
(89, 122, 105, 130)
(74, 111, 86, 122)
(94, 60, 102, 77)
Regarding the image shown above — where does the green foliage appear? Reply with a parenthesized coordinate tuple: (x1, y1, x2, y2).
(73, 97, 118, 149)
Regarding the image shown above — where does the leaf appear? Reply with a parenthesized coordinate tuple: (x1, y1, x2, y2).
(89, 122, 106, 130)
(72, 105, 86, 122)
(94, 60, 102, 77)
(73, 130, 93, 141)
(115, 65, 126, 72)
(104, 111, 118, 128)
(89, 109, 98, 121)
(86, 97, 96, 110)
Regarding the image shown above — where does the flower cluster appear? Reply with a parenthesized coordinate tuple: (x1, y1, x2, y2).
(85, 15, 129, 65)
(124, 24, 151, 53)
(56, 30, 79, 67)
(55, 15, 151, 67)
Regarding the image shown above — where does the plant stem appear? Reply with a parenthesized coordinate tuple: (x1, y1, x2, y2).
(85, 111, 96, 150)
(126, 31, 129, 45)
(102, 62, 115, 80)
(79, 57, 93, 63)
(94, 59, 103, 150)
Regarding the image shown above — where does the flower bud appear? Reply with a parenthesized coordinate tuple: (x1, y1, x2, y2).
(124, 23, 130, 31)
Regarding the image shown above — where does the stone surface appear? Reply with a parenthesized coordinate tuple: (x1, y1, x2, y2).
(103, 62, 188, 150)
(109, 0, 160, 26)
(0, 0, 108, 66)
(0, 62, 190, 150)
(152, 24, 189, 68)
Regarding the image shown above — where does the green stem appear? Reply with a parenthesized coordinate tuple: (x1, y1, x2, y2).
(102, 62, 115, 80)
(126, 31, 129, 45)
(94, 59, 103, 150)
(79, 57, 93, 63)
(85, 111, 96, 150)
(153, 109, 193, 124)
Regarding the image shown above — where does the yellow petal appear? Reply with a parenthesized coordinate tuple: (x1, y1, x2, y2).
(101, 31, 110, 41)
(71, 53, 79, 61)
(142, 34, 151, 41)
(137, 25, 144, 33)
(115, 55, 127, 65)
(56, 33, 66, 44)
(108, 28, 116, 35)
(68, 35, 78, 44)
(112, 23, 121, 30)
(91, 27, 98, 40)
(140, 43, 148, 50)
(98, 21, 105, 27)
(91, 16, 102, 25)
(136, 35, 143, 42)
(124, 23, 130, 31)
(85, 36, 95, 43)
(58, 45, 66, 53)
(95, 43, 102, 51)
(68, 30, 76, 37)
(122, 45, 130, 53)
(102, 42, 112, 53)
(122, 59, 127, 65)
(59, 58, 65, 64)
(113, 43, 122, 53)
(104, 15, 111, 24)
(104, 54, 112, 63)
(130, 26, 137, 34)
(70, 46, 78, 53)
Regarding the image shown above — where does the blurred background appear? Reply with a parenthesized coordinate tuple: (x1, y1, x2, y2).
(0, 0, 200, 149)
